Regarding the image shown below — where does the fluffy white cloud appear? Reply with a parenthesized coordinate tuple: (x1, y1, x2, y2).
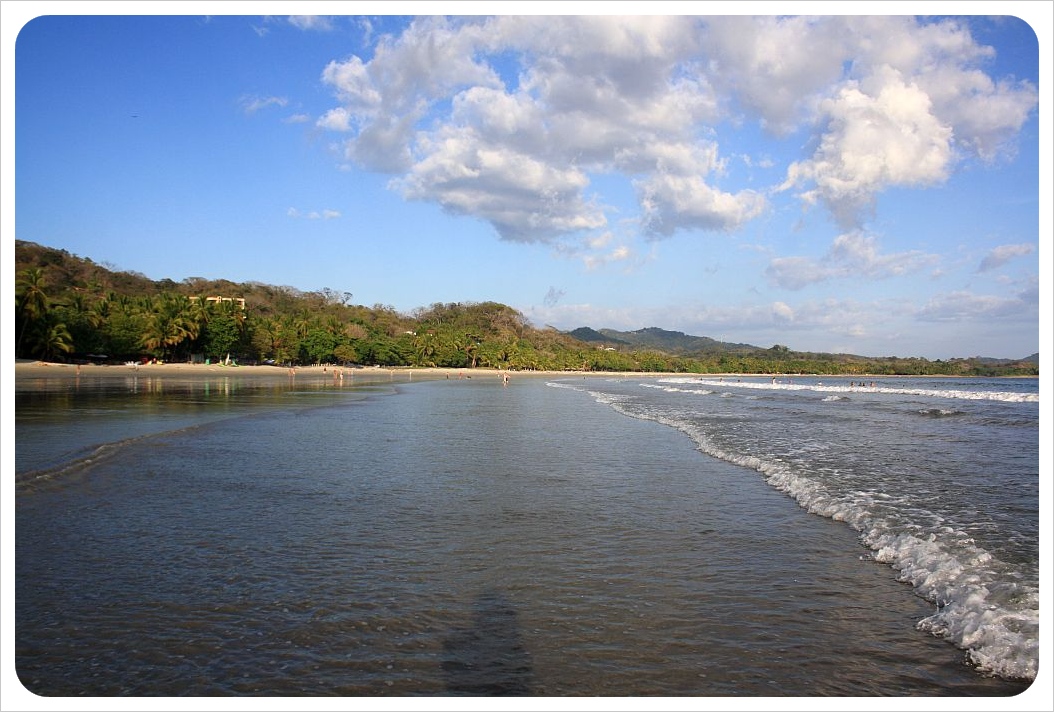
(637, 173, 766, 236)
(774, 16, 1037, 227)
(313, 16, 1036, 244)
(700, 16, 849, 134)
(779, 66, 954, 228)
(392, 125, 606, 242)
(316, 107, 352, 132)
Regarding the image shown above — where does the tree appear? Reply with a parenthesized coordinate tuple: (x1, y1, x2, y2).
(59, 293, 106, 356)
(36, 312, 74, 361)
(333, 343, 358, 365)
(202, 311, 244, 361)
(16, 268, 49, 358)
(141, 294, 196, 360)
(301, 327, 342, 364)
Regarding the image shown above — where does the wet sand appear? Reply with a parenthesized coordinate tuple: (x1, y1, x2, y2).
(12, 360, 689, 384)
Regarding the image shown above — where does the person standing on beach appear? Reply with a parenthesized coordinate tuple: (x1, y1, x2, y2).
(502, 372, 510, 387)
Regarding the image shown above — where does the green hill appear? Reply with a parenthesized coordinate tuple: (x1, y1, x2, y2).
(590, 327, 762, 355)
(14, 240, 1038, 376)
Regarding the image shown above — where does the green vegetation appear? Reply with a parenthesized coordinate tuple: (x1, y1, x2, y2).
(14, 240, 1039, 376)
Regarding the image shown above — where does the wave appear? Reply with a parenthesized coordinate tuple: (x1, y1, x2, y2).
(670, 414, 1038, 681)
(917, 408, 963, 417)
(548, 379, 1039, 682)
(17, 425, 201, 490)
(639, 383, 714, 396)
(16, 437, 147, 489)
(657, 378, 1038, 404)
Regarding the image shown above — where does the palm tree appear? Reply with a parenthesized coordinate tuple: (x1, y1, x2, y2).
(413, 330, 440, 367)
(141, 294, 196, 360)
(16, 268, 49, 358)
(37, 312, 74, 361)
(188, 294, 215, 337)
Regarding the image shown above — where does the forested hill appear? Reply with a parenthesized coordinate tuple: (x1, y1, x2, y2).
(570, 326, 762, 355)
(13, 240, 1039, 376)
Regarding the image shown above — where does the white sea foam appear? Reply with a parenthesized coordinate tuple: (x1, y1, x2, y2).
(551, 377, 1040, 682)
(688, 423, 1039, 682)
(657, 378, 1039, 403)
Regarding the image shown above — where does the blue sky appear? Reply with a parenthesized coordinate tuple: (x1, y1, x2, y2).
(6, 4, 1050, 360)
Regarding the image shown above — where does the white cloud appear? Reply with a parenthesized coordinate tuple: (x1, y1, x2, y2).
(313, 16, 1036, 243)
(242, 95, 288, 115)
(773, 16, 1037, 228)
(392, 125, 605, 242)
(916, 290, 1034, 322)
(978, 243, 1035, 272)
(771, 301, 795, 323)
(637, 172, 766, 236)
(288, 16, 334, 32)
(766, 231, 940, 289)
(701, 16, 849, 134)
(287, 207, 341, 220)
(583, 244, 634, 271)
(779, 66, 954, 228)
(316, 107, 353, 132)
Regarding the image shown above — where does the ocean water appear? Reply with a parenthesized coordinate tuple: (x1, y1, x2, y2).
(12, 371, 1041, 699)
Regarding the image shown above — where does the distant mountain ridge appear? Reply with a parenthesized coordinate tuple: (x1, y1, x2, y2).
(567, 325, 1038, 365)
(568, 326, 761, 355)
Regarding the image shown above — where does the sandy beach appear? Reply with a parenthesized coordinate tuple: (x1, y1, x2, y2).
(12, 360, 683, 384)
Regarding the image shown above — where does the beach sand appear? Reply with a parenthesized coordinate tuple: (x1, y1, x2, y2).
(12, 360, 685, 384)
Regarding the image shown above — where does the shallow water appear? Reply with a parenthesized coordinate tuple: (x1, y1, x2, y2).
(14, 373, 1038, 697)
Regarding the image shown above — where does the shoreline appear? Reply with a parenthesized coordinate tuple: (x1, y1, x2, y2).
(11, 360, 672, 383)
(12, 359, 1036, 383)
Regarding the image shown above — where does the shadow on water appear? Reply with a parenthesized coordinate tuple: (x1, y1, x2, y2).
(440, 590, 535, 695)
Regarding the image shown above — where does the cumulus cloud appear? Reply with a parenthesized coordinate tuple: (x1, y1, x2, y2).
(637, 172, 766, 236)
(774, 16, 1036, 228)
(779, 66, 954, 228)
(700, 16, 849, 134)
(978, 243, 1035, 272)
(766, 231, 940, 289)
(312, 15, 1036, 244)
(392, 125, 605, 241)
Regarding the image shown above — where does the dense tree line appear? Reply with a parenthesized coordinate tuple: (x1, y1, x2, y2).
(14, 241, 1038, 376)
